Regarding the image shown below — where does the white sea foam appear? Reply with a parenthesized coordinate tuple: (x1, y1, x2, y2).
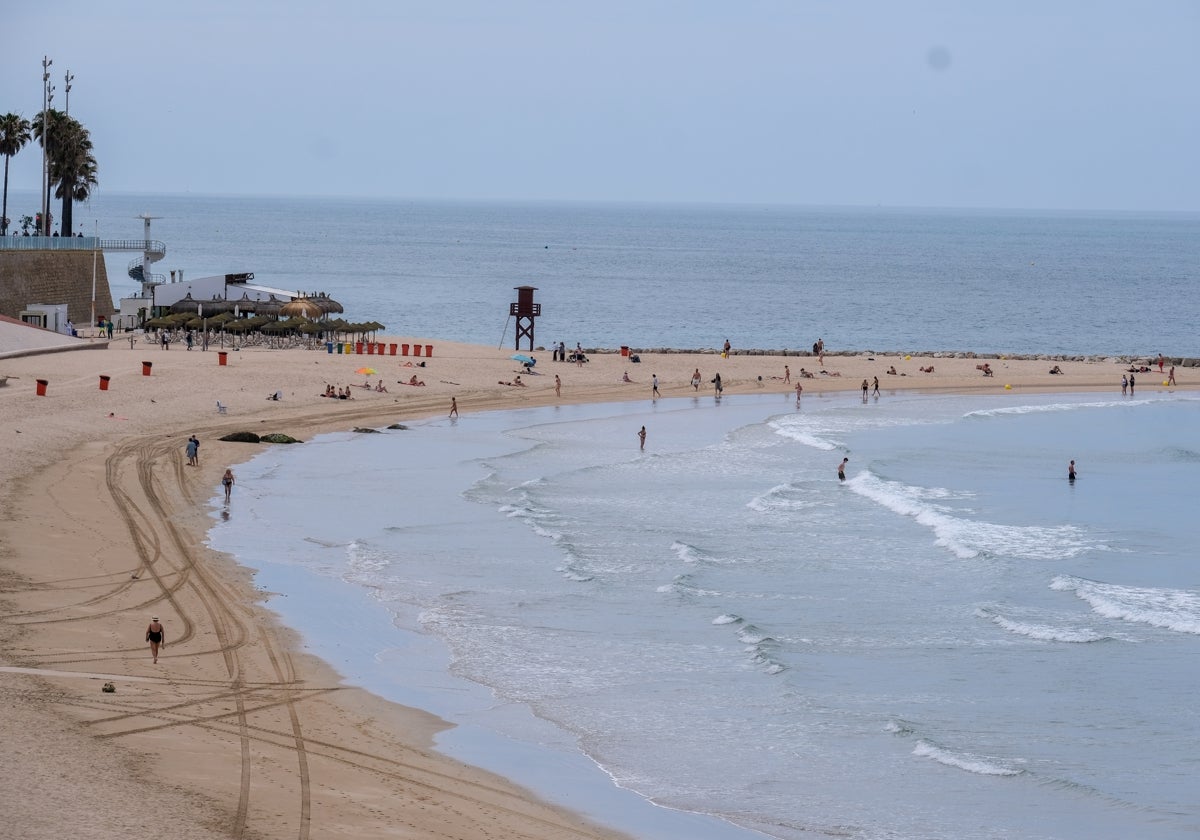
(1050, 575, 1200, 634)
(912, 740, 1024, 776)
(712, 613, 742, 625)
(965, 399, 1135, 419)
(851, 473, 1104, 560)
(746, 482, 820, 512)
(975, 607, 1110, 643)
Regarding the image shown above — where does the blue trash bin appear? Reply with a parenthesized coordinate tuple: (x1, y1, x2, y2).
(326, 342, 334, 354)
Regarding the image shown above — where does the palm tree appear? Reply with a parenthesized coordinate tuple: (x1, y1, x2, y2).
(0, 113, 32, 236)
(33, 109, 98, 236)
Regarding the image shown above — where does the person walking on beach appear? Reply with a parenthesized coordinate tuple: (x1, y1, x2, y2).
(652, 374, 660, 400)
(723, 339, 731, 358)
(795, 382, 803, 404)
(638, 425, 646, 451)
(1129, 373, 1135, 395)
(838, 457, 849, 481)
(222, 468, 235, 501)
(1068, 460, 1077, 483)
(1158, 354, 1165, 373)
(146, 616, 165, 664)
(554, 374, 561, 397)
(691, 369, 701, 390)
(449, 397, 459, 418)
(712, 372, 723, 399)
(1121, 374, 1128, 395)
(872, 376, 880, 397)
(1168, 365, 1176, 386)
(784, 365, 791, 384)
(185, 435, 199, 467)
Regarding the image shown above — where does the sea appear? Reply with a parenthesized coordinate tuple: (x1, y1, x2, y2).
(18, 190, 1200, 838)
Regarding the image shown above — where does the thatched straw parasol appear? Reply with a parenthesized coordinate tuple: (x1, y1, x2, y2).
(279, 297, 323, 319)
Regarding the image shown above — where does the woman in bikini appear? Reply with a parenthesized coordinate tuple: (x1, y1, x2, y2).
(146, 616, 165, 663)
(222, 468, 235, 501)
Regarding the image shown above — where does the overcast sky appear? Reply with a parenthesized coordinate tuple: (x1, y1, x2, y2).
(3, 1, 1198, 210)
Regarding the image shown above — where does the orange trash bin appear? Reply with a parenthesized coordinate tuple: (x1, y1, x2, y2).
(367, 343, 375, 355)
(401, 343, 409, 356)
(425, 344, 433, 357)
(389, 343, 397, 355)
(413, 344, 422, 357)
(99, 375, 111, 391)
(141, 361, 153, 376)
(36, 379, 48, 396)
(218, 351, 228, 366)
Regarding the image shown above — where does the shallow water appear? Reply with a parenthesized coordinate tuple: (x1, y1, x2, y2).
(210, 389, 1200, 839)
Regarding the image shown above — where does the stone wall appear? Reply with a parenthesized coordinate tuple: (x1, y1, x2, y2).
(0, 251, 114, 326)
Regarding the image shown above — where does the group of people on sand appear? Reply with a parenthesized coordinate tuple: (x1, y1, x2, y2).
(322, 384, 355, 399)
(498, 375, 525, 387)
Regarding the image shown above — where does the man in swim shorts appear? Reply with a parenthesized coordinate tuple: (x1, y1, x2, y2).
(838, 457, 848, 481)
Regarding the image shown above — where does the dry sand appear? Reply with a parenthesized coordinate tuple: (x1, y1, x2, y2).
(0, 330, 1184, 838)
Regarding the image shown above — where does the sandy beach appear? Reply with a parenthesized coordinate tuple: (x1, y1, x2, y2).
(0, 331, 1185, 838)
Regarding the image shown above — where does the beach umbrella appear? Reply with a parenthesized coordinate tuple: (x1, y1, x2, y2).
(208, 311, 235, 325)
(255, 295, 284, 318)
(261, 320, 288, 333)
(298, 322, 324, 335)
(169, 293, 200, 314)
(355, 367, 377, 376)
(279, 297, 323, 319)
(511, 353, 535, 368)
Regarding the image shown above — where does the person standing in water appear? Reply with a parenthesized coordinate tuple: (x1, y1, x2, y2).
(838, 457, 849, 481)
(449, 396, 459, 418)
(638, 425, 646, 450)
(1068, 460, 1077, 483)
(146, 616, 165, 663)
(222, 468, 235, 501)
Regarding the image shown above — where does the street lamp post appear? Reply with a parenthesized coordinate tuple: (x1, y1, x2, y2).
(41, 56, 54, 237)
(64, 71, 74, 115)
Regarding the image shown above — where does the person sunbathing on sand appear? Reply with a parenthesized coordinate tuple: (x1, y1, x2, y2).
(918, 365, 934, 373)
(798, 368, 815, 378)
(407, 375, 425, 386)
(376, 380, 388, 392)
(622, 371, 633, 383)
(819, 370, 841, 377)
(498, 376, 526, 387)
(887, 366, 898, 375)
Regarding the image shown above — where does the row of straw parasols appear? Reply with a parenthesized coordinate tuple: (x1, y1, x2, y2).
(145, 309, 385, 339)
(167, 291, 345, 319)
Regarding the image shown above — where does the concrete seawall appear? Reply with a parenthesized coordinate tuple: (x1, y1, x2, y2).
(0, 250, 115, 326)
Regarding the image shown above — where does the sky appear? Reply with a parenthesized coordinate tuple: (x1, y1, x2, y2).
(2, 1, 1198, 211)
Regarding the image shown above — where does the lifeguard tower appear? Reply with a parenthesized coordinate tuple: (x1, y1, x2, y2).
(510, 285, 540, 351)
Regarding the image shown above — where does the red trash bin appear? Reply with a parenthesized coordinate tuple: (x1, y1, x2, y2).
(218, 351, 228, 366)
(376, 343, 384, 354)
(355, 342, 364, 354)
(621, 346, 630, 357)
(389, 343, 397, 356)
(401, 343, 409, 356)
(99, 375, 111, 391)
(425, 344, 433, 357)
(367, 342, 375, 355)
(36, 379, 48, 396)
(141, 361, 153, 376)
(413, 344, 422, 357)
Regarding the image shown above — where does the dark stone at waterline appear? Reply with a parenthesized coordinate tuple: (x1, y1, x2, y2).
(386, 423, 409, 430)
(219, 431, 261, 443)
(260, 433, 302, 444)
(352, 427, 381, 434)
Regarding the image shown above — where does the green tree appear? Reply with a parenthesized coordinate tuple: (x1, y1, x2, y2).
(33, 109, 98, 236)
(0, 113, 32, 236)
